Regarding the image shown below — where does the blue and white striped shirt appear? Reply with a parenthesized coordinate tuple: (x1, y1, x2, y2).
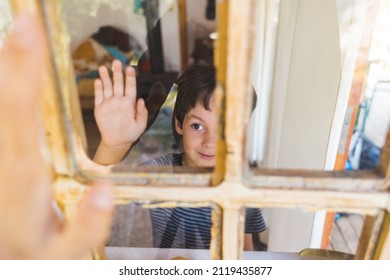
(143, 153, 267, 249)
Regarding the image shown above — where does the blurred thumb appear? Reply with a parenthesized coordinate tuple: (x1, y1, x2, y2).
(48, 183, 114, 259)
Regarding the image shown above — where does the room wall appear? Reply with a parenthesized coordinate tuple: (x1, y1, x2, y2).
(250, 0, 342, 252)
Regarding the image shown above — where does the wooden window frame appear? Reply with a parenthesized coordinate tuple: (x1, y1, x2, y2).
(10, 0, 390, 260)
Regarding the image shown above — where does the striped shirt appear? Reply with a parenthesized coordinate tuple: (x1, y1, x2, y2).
(143, 153, 267, 249)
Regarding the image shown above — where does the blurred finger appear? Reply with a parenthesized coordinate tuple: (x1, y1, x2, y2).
(48, 183, 114, 259)
(0, 13, 51, 259)
(0, 13, 47, 165)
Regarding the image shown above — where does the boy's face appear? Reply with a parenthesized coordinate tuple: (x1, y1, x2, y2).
(175, 97, 217, 168)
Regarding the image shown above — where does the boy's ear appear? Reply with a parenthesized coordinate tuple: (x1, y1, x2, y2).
(175, 118, 183, 135)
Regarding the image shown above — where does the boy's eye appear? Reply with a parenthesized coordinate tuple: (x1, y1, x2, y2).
(191, 123, 205, 131)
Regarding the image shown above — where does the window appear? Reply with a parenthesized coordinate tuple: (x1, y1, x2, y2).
(10, 0, 390, 259)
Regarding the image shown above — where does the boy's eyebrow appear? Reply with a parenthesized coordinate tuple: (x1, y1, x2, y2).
(187, 115, 205, 123)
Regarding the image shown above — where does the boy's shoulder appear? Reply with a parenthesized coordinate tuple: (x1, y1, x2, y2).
(142, 153, 183, 167)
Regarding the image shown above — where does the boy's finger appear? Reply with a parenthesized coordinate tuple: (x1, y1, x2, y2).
(124, 66, 137, 110)
(112, 60, 124, 97)
(136, 98, 148, 130)
(94, 79, 104, 106)
(98, 66, 113, 99)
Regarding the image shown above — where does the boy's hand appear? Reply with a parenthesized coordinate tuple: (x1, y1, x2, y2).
(94, 60, 148, 150)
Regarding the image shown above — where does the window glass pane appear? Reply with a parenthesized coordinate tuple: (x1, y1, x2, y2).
(45, 0, 219, 180)
(105, 201, 222, 260)
(243, 206, 267, 252)
(243, 207, 377, 260)
(247, 0, 390, 173)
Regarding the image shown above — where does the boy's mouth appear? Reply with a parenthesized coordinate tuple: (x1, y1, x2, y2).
(199, 152, 215, 160)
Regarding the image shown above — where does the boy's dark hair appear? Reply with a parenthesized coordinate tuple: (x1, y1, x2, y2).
(174, 64, 216, 125)
(171, 63, 258, 151)
(172, 64, 216, 149)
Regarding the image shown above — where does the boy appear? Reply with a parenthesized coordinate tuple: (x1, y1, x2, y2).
(93, 60, 266, 249)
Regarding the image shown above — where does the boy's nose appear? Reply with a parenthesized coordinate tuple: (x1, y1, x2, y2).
(202, 130, 216, 149)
